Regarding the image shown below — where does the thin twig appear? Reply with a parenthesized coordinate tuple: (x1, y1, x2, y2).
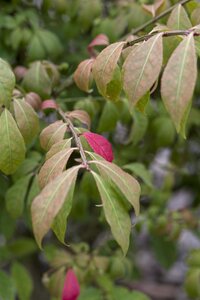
(57, 108, 90, 170)
(122, 0, 192, 39)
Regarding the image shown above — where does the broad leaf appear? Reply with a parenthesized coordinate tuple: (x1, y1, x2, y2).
(161, 33, 197, 136)
(11, 262, 33, 300)
(0, 59, 15, 107)
(92, 42, 125, 100)
(46, 138, 72, 160)
(83, 132, 113, 162)
(52, 181, 76, 244)
(6, 174, 32, 218)
(92, 171, 131, 255)
(38, 148, 75, 188)
(167, 4, 192, 30)
(31, 165, 81, 247)
(88, 152, 140, 215)
(40, 121, 67, 151)
(0, 109, 26, 175)
(67, 110, 91, 129)
(74, 59, 94, 92)
(13, 98, 39, 144)
(122, 34, 163, 107)
(0, 271, 15, 300)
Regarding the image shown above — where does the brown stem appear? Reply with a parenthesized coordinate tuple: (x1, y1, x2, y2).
(123, 0, 193, 38)
(123, 29, 200, 49)
(57, 108, 90, 170)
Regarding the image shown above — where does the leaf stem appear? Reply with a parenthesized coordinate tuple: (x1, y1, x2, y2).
(123, 0, 193, 38)
(57, 108, 90, 170)
(123, 29, 200, 49)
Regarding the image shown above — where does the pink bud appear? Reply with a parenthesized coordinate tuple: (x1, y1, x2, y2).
(62, 269, 80, 300)
(41, 99, 58, 110)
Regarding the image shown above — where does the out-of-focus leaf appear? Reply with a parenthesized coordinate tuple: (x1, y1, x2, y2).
(161, 34, 197, 136)
(11, 262, 33, 300)
(93, 42, 125, 100)
(78, 287, 102, 300)
(31, 165, 81, 247)
(128, 110, 148, 145)
(0, 271, 15, 300)
(88, 34, 109, 56)
(40, 121, 67, 151)
(74, 59, 94, 92)
(38, 148, 75, 188)
(6, 174, 32, 218)
(142, 0, 165, 17)
(0, 109, 25, 175)
(124, 163, 153, 188)
(8, 238, 37, 259)
(13, 98, 39, 144)
(167, 4, 192, 29)
(62, 269, 80, 300)
(97, 101, 119, 132)
(0, 58, 15, 107)
(92, 171, 131, 255)
(191, 7, 200, 25)
(122, 34, 163, 107)
(135, 92, 150, 114)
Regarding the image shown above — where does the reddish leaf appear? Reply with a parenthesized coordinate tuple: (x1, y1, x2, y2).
(73, 59, 94, 93)
(83, 132, 113, 162)
(88, 34, 109, 57)
(62, 269, 80, 300)
(41, 99, 58, 110)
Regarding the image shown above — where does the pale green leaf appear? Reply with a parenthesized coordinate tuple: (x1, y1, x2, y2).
(88, 152, 140, 216)
(123, 163, 153, 188)
(40, 121, 67, 151)
(6, 174, 32, 218)
(122, 34, 163, 107)
(0, 58, 15, 107)
(46, 138, 72, 160)
(93, 42, 125, 100)
(161, 33, 197, 135)
(52, 181, 76, 244)
(13, 98, 39, 144)
(11, 262, 33, 300)
(167, 4, 192, 30)
(92, 171, 131, 255)
(0, 109, 26, 175)
(31, 165, 81, 247)
(38, 148, 75, 188)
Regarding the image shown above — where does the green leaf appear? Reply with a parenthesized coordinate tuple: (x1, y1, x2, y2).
(135, 92, 150, 114)
(92, 171, 131, 255)
(46, 138, 72, 160)
(11, 262, 33, 300)
(5, 174, 32, 218)
(40, 121, 67, 151)
(7, 238, 37, 259)
(123, 163, 153, 188)
(0, 109, 26, 175)
(97, 101, 119, 132)
(27, 34, 46, 61)
(38, 148, 75, 188)
(122, 34, 163, 107)
(93, 42, 125, 100)
(106, 65, 122, 101)
(88, 152, 140, 216)
(52, 181, 76, 244)
(129, 109, 148, 145)
(78, 287, 103, 300)
(22, 61, 52, 98)
(161, 34, 197, 136)
(0, 271, 15, 300)
(31, 165, 81, 247)
(167, 4, 192, 30)
(112, 287, 150, 300)
(0, 58, 15, 107)
(13, 98, 39, 144)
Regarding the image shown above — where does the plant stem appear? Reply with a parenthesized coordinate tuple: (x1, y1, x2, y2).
(123, 29, 200, 49)
(57, 108, 90, 170)
(123, 0, 192, 38)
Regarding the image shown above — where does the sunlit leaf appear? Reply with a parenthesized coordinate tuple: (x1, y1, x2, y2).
(92, 171, 131, 255)
(0, 109, 26, 175)
(0, 58, 15, 107)
(88, 152, 140, 215)
(40, 121, 67, 151)
(13, 98, 39, 144)
(31, 165, 81, 248)
(122, 34, 163, 107)
(167, 4, 192, 30)
(38, 148, 75, 188)
(161, 33, 197, 136)
(74, 59, 94, 92)
(46, 138, 72, 160)
(92, 42, 125, 100)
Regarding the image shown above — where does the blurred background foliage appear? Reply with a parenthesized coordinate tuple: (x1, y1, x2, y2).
(0, 0, 200, 299)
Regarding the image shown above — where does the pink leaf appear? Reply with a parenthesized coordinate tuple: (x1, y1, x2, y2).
(83, 132, 113, 162)
(88, 34, 109, 57)
(41, 99, 58, 110)
(62, 269, 80, 300)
